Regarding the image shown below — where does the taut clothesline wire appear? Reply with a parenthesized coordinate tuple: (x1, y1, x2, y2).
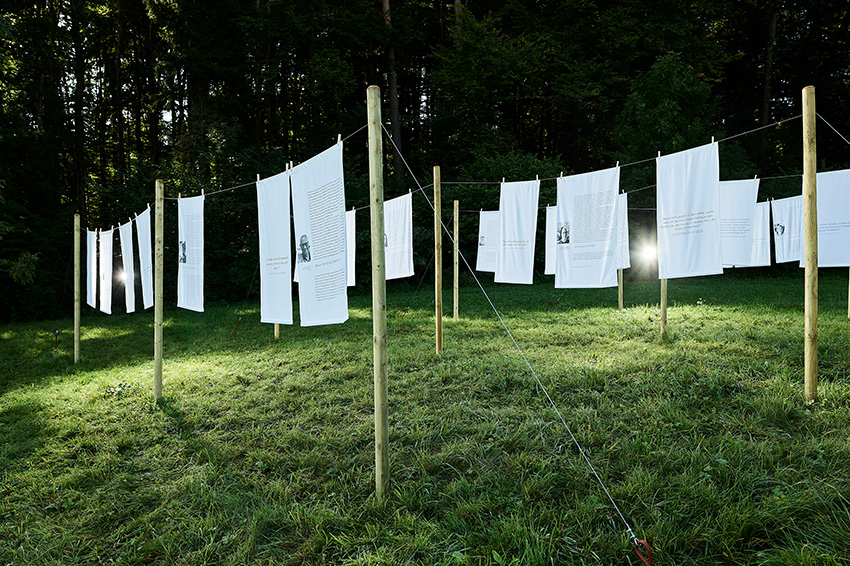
(380, 123, 645, 549)
(817, 113, 850, 147)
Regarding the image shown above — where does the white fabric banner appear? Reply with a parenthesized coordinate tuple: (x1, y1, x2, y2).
(656, 143, 723, 279)
(555, 167, 620, 288)
(719, 179, 759, 267)
(385, 192, 415, 280)
(475, 211, 500, 272)
(544, 206, 557, 275)
(772, 195, 802, 263)
(86, 230, 97, 308)
(617, 193, 631, 270)
(177, 195, 205, 312)
(495, 180, 540, 284)
(748, 202, 771, 267)
(802, 170, 850, 268)
(290, 142, 349, 326)
(98, 229, 113, 314)
(346, 209, 356, 287)
(118, 221, 136, 313)
(257, 171, 294, 325)
(136, 207, 154, 309)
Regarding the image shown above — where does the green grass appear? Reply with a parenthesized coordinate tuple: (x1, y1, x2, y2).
(2, 271, 850, 565)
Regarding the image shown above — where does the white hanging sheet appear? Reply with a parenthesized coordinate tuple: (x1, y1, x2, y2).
(86, 229, 97, 308)
(555, 166, 620, 288)
(617, 193, 631, 270)
(118, 221, 136, 313)
(719, 179, 759, 267)
(290, 142, 349, 326)
(136, 207, 154, 309)
(98, 229, 113, 314)
(771, 195, 802, 263)
(495, 180, 540, 284)
(748, 202, 771, 267)
(346, 209, 356, 287)
(656, 143, 723, 279)
(177, 195, 205, 312)
(544, 206, 557, 275)
(257, 170, 294, 325)
(384, 192, 414, 280)
(475, 211, 500, 272)
(801, 169, 850, 268)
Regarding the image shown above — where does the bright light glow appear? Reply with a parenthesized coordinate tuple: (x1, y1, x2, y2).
(116, 270, 128, 283)
(640, 245, 657, 263)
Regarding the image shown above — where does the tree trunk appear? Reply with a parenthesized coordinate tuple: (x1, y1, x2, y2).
(382, 0, 404, 188)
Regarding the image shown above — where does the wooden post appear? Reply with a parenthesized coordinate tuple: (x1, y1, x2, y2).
(74, 214, 81, 363)
(434, 166, 443, 353)
(660, 278, 668, 336)
(154, 179, 164, 400)
(847, 267, 849, 319)
(367, 85, 389, 500)
(453, 200, 459, 322)
(802, 85, 818, 402)
(617, 268, 624, 311)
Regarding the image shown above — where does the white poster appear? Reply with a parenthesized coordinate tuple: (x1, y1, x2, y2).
(86, 229, 97, 308)
(290, 142, 349, 326)
(476, 211, 500, 272)
(748, 202, 771, 267)
(257, 170, 294, 325)
(118, 221, 136, 313)
(719, 179, 759, 267)
(136, 207, 154, 309)
(385, 192, 414, 280)
(801, 170, 850, 268)
(656, 143, 723, 279)
(555, 167, 620, 288)
(346, 209, 356, 287)
(617, 193, 631, 270)
(177, 195, 205, 312)
(772, 195, 802, 264)
(98, 229, 113, 314)
(495, 180, 540, 284)
(544, 206, 557, 275)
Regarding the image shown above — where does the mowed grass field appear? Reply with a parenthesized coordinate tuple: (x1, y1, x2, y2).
(2, 271, 850, 565)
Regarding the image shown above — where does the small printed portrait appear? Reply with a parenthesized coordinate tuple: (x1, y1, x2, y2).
(773, 223, 786, 236)
(179, 241, 187, 263)
(557, 222, 570, 245)
(298, 234, 311, 263)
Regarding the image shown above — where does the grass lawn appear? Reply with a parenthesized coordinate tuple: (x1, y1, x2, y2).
(2, 270, 850, 565)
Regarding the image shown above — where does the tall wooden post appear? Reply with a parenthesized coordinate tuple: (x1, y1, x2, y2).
(367, 86, 389, 500)
(434, 166, 443, 353)
(74, 214, 81, 363)
(660, 279, 668, 336)
(453, 200, 459, 322)
(154, 179, 164, 400)
(802, 85, 818, 402)
(617, 268, 624, 311)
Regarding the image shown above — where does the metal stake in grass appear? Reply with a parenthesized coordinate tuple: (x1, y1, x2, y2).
(74, 213, 81, 363)
(453, 199, 459, 322)
(660, 278, 668, 336)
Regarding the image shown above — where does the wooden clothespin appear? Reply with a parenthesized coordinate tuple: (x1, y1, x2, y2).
(337, 133, 342, 144)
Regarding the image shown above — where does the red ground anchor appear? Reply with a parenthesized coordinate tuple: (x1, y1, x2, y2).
(633, 539, 653, 565)
(233, 316, 242, 336)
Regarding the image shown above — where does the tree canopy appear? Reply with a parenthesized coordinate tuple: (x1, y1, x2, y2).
(1, 0, 848, 320)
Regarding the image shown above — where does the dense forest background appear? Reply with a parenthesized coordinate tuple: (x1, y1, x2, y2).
(1, 0, 849, 321)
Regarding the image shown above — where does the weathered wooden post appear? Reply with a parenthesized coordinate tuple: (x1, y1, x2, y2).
(367, 85, 389, 500)
(434, 166, 443, 354)
(453, 200, 459, 322)
(74, 214, 81, 363)
(802, 85, 818, 402)
(154, 179, 164, 400)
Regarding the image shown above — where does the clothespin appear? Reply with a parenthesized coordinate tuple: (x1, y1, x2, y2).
(657, 151, 661, 158)
(559, 171, 563, 178)
(501, 177, 505, 183)
(711, 136, 715, 143)
(257, 173, 260, 182)
(536, 174, 539, 181)
(337, 133, 342, 144)
(201, 188, 205, 196)
(754, 175, 758, 179)
(616, 161, 620, 167)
